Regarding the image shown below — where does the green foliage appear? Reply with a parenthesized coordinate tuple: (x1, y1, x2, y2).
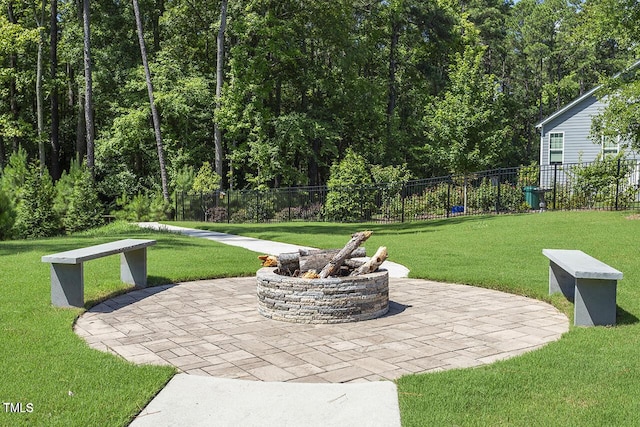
(0, 149, 28, 239)
(62, 168, 104, 234)
(5, 0, 640, 202)
(113, 192, 172, 222)
(423, 44, 510, 174)
(229, 191, 276, 223)
(54, 159, 84, 220)
(569, 153, 639, 209)
(518, 162, 539, 187)
(172, 164, 195, 196)
(13, 161, 61, 238)
(0, 147, 28, 205)
(324, 149, 376, 222)
(371, 164, 412, 220)
(191, 161, 221, 194)
(591, 76, 640, 151)
(0, 186, 14, 239)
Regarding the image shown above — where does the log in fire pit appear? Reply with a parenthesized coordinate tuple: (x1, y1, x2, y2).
(256, 231, 390, 324)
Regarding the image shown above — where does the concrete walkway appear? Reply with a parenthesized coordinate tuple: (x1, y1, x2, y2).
(75, 223, 569, 426)
(136, 222, 411, 278)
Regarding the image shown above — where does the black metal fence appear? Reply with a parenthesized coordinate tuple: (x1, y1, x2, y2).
(175, 158, 640, 223)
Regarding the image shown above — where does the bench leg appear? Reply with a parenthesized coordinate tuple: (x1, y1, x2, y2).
(121, 248, 148, 287)
(50, 263, 84, 308)
(548, 261, 575, 301)
(574, 279, 617, 326)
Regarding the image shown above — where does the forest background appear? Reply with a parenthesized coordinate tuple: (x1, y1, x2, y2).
(1, 0, 640, 224)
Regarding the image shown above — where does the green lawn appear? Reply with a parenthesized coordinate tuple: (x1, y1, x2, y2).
(177, 211, 640, 426)
(2, 211, 639, 425)
(0, 222, 258, 426)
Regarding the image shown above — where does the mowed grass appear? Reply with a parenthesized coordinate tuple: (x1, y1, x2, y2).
(0, 222, 258, 426)
(3, 212, 640, 425)
(177, 211, 640, 426)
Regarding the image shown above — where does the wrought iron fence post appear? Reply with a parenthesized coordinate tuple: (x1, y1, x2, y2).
(200, 192, 204, 221)
(496, 168, 502, 214)
(553, 164, 558, 210)
(615, 158, 621, 211)
(446, 179, 451, 218)
(401, 183, 406, 223)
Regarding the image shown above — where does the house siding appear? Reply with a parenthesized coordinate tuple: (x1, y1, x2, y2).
(540, 94, 606, 165)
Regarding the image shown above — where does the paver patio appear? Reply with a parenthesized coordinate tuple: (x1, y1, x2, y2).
(75, 276, 569, 383)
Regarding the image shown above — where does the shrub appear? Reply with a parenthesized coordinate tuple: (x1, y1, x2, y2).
(498, 184, 527, 212)
(54, 159, 84, 220)
(112, 191, 173, 222)
(324, 149, 376, 222)
(205, 207, 228, 222)
(63, 167, 105, 233)
(0, 147, 28, 205)
(191, 162, 221, 194)
(0, 187, 14, 239)
(274, 203, 323, 222)
(13, 161, 62, 238)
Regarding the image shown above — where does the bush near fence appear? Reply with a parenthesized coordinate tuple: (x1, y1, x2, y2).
(175, 159, 640, 223)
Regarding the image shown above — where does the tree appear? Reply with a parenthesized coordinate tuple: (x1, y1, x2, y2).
(591, 62, 640, 150)
(61, 166, 103, 233)
(214, 0, 227, 180)
(49, 0, 60, 179)
(13, 161, 61, 238)
(191, 161, 221, 194)
(0, 6, 38, 164)
(324, 148, 376, 222)
(132, 0, 169, 202)
(422, 44, 510, 175)
(581, 0, 640, 149)
(35, 0, 46, 170)
(82, 0, 95, 176)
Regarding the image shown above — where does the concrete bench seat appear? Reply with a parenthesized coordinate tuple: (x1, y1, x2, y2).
(42, 239, 156, 308)
(542, 249, 622, 326)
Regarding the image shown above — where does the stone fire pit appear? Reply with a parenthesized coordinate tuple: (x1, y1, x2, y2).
(256, 266, 389, 324)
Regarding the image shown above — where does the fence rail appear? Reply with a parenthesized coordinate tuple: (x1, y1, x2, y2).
(175, 159, 640, 223)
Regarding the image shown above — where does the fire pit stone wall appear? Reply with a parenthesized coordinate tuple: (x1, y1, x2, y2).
(257, 267, 389, 324)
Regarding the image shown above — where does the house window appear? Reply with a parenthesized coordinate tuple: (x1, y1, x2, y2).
(602, 136, 619, 155)
(549, 132, 563, 165)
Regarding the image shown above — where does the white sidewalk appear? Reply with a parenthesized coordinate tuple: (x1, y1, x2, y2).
(137, 222, 410, 278)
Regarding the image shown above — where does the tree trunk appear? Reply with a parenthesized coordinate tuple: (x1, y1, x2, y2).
(319, 231, 372, 278)
(76, 90, 86, 162)
(133, 0, 170, 202)
(386, 20, 400, 148)
(214, 0, 227, 180)
(36, 1, 46, 171)
(49, 0, 60, 179)
(83, 0, 95, 177)
(8, 3, 19, 153)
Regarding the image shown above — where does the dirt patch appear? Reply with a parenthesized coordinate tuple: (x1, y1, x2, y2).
(625, 214, 640, 220)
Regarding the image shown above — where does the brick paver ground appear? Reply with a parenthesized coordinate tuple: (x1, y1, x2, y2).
(75, 277, 568, 383)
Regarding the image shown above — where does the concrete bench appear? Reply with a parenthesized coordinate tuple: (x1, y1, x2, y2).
(542, 249, 622, 326)
(42, 239, 156, 308)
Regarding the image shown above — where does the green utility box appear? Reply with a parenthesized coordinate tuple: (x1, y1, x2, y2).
(524, 186, 541, 209)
